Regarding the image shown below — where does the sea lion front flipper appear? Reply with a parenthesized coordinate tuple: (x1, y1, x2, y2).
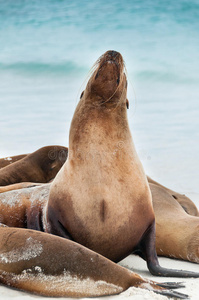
(133, 220, 199, 277)
(46, 205, 73, 239)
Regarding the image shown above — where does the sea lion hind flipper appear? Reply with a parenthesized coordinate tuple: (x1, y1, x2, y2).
(154, 289, 188, 299)
(157, 282, 185, 289)
(134, 220, 199, 278)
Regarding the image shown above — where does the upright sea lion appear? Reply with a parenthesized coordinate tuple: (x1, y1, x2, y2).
(0, 51, 198, 298)
(0, 154, 27, 169)
(46, 51, 198, 277)
(151, 183, 199, 263)
(0, 146, 68, 186)
(148, 176, 199, 217)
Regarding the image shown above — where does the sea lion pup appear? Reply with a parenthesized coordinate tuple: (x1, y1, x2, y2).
(46, 50, 199, 278)
(151, 183, 199, 264)
(0, 146, 68, 186)
(0, 154, 27, 169)
(148, 176, 199, 217)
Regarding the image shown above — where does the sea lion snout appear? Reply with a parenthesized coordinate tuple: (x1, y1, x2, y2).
(106, 50, 120, 59)
(88, 50, 126, 104)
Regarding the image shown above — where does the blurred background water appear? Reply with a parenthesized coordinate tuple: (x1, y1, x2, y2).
(0, 0, 198, 201)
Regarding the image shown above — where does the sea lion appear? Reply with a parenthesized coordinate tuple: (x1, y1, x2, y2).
(0, 225, 187, 298)
(0, 154, 27, 169)
(0, 146, 68, 186)
(151, 183, 199, 263)
(46, 50, 198, 277)
(0, 50, 197, 298)
(148, 176, 199, 217)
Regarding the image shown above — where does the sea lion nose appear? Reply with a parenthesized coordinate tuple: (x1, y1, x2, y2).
(107, 50, 119, 59)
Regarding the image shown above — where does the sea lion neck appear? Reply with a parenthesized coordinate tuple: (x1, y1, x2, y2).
(68, 97, 131, 156)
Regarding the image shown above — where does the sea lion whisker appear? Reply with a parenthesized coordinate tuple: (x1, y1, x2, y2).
(111, 83, 128, 112)
(100, 84, 120, 106)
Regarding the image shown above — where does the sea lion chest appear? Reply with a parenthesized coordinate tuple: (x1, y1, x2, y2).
(47, 146, 154, 262)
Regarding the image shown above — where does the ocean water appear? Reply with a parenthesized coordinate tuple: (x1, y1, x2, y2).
(0, 0, 199, 201)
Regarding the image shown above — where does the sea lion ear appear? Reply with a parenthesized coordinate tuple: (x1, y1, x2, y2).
(80, 91, 84, 99)
(126, 99, 129, 109)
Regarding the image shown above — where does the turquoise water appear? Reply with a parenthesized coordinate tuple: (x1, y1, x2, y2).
(0, 0, 199, 198)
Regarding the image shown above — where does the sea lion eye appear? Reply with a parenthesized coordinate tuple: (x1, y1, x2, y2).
(80, 91, 84, 99)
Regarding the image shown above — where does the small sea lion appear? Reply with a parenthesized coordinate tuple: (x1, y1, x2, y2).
(0, 146, 68, 186)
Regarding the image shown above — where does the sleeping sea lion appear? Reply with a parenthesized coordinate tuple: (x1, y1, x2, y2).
(0, 146, 68, 186)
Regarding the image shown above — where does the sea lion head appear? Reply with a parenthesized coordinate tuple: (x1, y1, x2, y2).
(82, 50, 127, 108)
(69, 51, 129, 154)
(34, 146, 68, 182)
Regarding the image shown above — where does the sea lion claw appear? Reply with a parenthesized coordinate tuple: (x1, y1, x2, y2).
(157, 282, 185, 289)
(154, 289, 189, 299)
